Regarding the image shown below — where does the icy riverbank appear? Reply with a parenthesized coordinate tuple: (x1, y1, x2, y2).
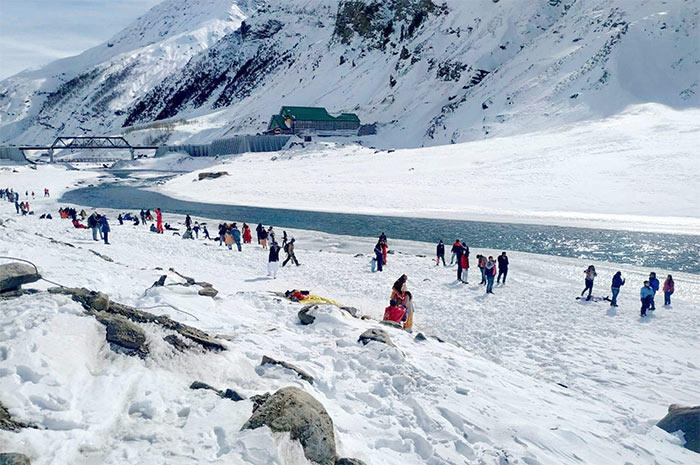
(1, 167, 699, 464)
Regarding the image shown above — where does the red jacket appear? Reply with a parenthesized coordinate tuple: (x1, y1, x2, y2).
(383, 305, 406, 323)
(460, 255, 469, 268)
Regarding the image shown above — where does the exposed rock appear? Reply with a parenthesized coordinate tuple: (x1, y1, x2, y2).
(189, 381, 223, 395)
(1, 402, 32, 431)
(222, 388, 246, 402)
(358, 328, 394, 347)
(380, 320, 403, 330)
(414, 332, 427, 341)
(0, 289, 41, 301)
(198, 286, 218, 297)
(261, 355, 314, 384)
(152, 275, 167, 287)
(92, 292, 110, 311)
(48, 287, 226, 351)
(198, 171, 229, 181)
(336, 459, 367, 465)
(298, 305, 317, 325)
(0, 263, 41, 293)
(163, 334, 189, 351)
(89, 249, 114, 262)
(242, 387, 336, 465)
(339, 306, 359, 318)
(0, 453, 31, 465)
(94, 311, 147, 357)
(657, 404, 700, 453)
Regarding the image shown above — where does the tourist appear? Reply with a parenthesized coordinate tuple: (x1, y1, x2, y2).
(218, 223, 227, 246)
(224, 226, 234, 250)
(450, 239, 461, 265)
(88, 212, 101, 241)
(610, 271, 625, 307)
(256, 223, 264, 244)
(478, 254, 487, 284)
(185, 214, 192, 230)
(454, 241, 466, 283)
(379, 232, 388, 265)
(72, 218, 87, 229)
(497, 252, 509, 284)
(155, 208, 163, 234)
(44, 188, 49, 197)
(403, 291, 414, 331)
(640, 280, 654, 317)
(663, 275, 674, 306)
(193, 222, 200, 238)
(382, 300, 406, 324)
(232, 223, 242, 251)
(140, 209, 147, 225)
(99, 215, 110, 245)
(373, 242, 383, 272)
(283, 238, 300, 266)
(436, 240, 446, 266)
(581, 265, 597, 300)
(117, 214, 124, 225)
(267, 241, 281, 278)
(203, 225, 210, 240)
(460, 245, 470, 283)
(648, 272, 659, 310)
(260, 227, 269, 250)
(267, 226, 276, 243)
(282, 231, 288, 248)
(485, 256, 496, 294)
(242, 223, 252, 243)
(390, 274, 408, 305)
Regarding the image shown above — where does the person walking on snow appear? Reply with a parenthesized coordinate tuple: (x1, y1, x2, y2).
(379, 232, 388, 265)
(193, 222, 200, 238)
(373, 242, 384, 272)
(282, 231, 288, 248)
(243, 223, 252, 243)
(232, 223, 242, 251)
(648, 272, 659, 310)
(485, 256, 497, 294)
(155, 208, 163, 234)
(450, 239, 461, 265)
(497, 252, 509, 284)
(478, 254, 487, 285)
(581, 265, 597, 300)
(283, 238, 300, 266)
(185, 214, 192, 230)
(454, 242, 466, 282)
(267, 241, 281, 278)
(663, 275, 674, 306)
(203, 225, 210, 240)
(610, 271, 625, 307)
(640, 281, 654, 317)
(256, 223, 264, 244)
(436, 240, 446, 266)
(99, 215, 111, 245)
(260, 228, 269, 250)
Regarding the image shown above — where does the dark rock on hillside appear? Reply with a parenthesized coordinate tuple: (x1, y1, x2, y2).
(0, 453, 31, 465)
(298, 305, 317, 325)
(163, 334, 189, 351)
(358, 328, 394, 347)
(1, 402, 33, 431)
(336, 458, 367, 465)
(94, 311, 148, 357)
(261, 355, 314, 384)
(198, 171, 229, 181)
(0, 263, 41, 293)
(657, 404, 700, 453)
(190, 381, 246, 402)
(243, 387, 336, 465)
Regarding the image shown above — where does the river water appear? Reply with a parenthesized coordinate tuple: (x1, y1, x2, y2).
(61, 180, 700, 274)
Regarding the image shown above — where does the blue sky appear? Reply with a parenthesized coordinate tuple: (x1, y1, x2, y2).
(0, 0, 162, 79)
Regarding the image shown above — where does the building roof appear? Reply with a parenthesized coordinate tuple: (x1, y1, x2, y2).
(279, 106, 360, 123)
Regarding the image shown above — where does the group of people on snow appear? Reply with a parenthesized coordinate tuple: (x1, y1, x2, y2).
(582, 266, 675, 316)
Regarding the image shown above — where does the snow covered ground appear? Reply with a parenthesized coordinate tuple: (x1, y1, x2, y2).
(157, 105, 700, 235)
(1, 167, 699, 464)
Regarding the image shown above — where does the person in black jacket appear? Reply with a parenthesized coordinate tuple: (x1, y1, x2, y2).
(267, 241, 281, 278)
(610, 271, 625, 307)
(436, 240, 446, 266)
(497, 252, 509, 284)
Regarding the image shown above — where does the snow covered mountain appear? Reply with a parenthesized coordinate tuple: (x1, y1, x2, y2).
(0, 0, 698, 147)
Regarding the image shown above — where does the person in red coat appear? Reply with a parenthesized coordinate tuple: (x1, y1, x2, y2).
(242, 223, 252, 243)
(155, 208, 163, 234)
(383, 300, 406, 324)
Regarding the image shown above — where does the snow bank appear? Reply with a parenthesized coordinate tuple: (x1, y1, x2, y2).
(1, 174, 698, 464)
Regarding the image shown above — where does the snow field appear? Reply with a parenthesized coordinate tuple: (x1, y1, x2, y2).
(0, 175, 698, 464)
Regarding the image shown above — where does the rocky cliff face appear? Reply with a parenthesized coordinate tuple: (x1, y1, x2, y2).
(0, 0, 697, 148)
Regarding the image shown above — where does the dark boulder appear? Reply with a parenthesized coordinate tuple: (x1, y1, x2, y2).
(298, 305, 317, 325)
(657, 404, 700, 453)
(336, 459, 367, 465)
(0, 453, 31, 465)
(242, 387, 336, 464)
(94, 312, 147, 357)
(163, 334, 189, 352)
(358, 328, 394, 347)
(198, 285, 218, 298)
(0, 263, 40, 293)
(222, 388, 246, 402)
(198, 171, 229, 181)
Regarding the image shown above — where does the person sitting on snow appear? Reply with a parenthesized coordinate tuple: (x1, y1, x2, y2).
(383, 300, 406, 324)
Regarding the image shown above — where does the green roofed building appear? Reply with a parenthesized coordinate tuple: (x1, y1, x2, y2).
(266, 106, 360, 135)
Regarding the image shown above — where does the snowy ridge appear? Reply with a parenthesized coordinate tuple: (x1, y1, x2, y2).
(1, 165, 700, 464)
(0, 0, 698, 147)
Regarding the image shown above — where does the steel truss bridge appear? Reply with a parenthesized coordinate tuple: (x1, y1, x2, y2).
(19, 136, 159, 163)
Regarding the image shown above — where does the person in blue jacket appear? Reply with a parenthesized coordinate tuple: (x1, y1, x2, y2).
(99, 215, 111, 245)
(610, 271, 625, 307)
(374, 242, 384, 272)
(648, 272, 659, 310)
(640, 281, 654, 317)
(232, 223, 242, 251)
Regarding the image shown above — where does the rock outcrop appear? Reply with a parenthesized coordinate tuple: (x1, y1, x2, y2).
(298, 305, 317, 325)
(657, 404, 700, 453)
(261, 355, 314, 384)
(0, 263, 41, 293)
(242, 387, 336, 465)
(94, 311, 148, 357)
(358, 328, 394, 347)
(0, 453, 31, 465)
(198, 171, 228, 181)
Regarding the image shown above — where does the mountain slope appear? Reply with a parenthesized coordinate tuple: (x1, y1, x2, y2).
(0, 0, 698, 147)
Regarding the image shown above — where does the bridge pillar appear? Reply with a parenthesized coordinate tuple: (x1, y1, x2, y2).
(130, 148, 135, 160)
(49, 148, 54, 164)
